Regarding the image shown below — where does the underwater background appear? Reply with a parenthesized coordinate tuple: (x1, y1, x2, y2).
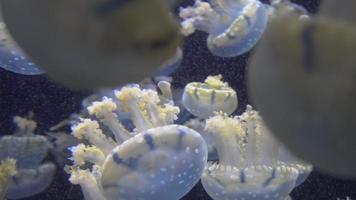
(1, 0, 356, 199)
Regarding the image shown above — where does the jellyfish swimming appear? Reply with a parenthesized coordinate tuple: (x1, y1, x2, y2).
(66, 81, 208, 200)
(182, 75, 238, 119)
(247, 7, 356, 177)
(0, 22, 43, 75)
(179, 0, 268, 57)
(201, 105, 312, 200)
(0, 0, 181, 90)
(0, 115, 56, 199)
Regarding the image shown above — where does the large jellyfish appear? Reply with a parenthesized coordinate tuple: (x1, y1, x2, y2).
(0, 115, 56, 199)
(247, 0, 356, 177)
(179, 0, 268, 57)
(201, 106, 311, 200)
(66, 81, 208, 200)
(0, 22, 43, 75)
(0, 0, 181, 90)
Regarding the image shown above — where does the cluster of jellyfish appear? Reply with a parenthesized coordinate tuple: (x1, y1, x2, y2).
(65, 75, 312, 200)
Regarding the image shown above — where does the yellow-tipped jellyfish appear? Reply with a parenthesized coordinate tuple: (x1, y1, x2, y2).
(179, 0, 268, 57)
(0, 115, 56, 199)
(67, 82, 208, 200)
(201, 106, 311, 200)
(182, 75, 238, 119)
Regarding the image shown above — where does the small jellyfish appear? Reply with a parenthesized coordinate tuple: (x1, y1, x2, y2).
(1, 0, 181, 90)
(182, 75, 238, 119)
(201, 105, 311, 200)
(0, 115, 56, 199)
(179, 0, 268, 57)
(0, 22, 43, 75)
(247, 13, 356, 177)
(67, 82, 208, 200)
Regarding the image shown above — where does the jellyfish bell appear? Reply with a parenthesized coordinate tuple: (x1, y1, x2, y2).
(101, 125, 207, 200)
(182, 75, 238, 119)
(0, 0, 181, 90)
(247, 16, 356, 177)
(179, 0, 268, 57)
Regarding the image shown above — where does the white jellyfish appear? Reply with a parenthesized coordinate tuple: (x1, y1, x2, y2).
(182, 75, 238, 119)
(0, 115, 56, 199)
(0, 0, 181, 90)
(201, 106, 311, 200)
(179, 0, 268, 57)
(66, 81, 208, 200)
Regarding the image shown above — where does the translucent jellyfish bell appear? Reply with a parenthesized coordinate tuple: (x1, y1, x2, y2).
(201, 106, 311, 200)
(179, 0, 268, 57)
(67, 82, 208, 200)
(0, 22, 43, 75)
(0, 115, 56, 199)
(182, 75, 238, 119)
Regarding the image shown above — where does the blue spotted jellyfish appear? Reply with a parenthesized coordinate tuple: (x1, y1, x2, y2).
(67, 81, 208, 200)
(182, 75, 238, 160)
(201, 105, 312, 200)
(182, 75, 238, 119)
(0, 115, 56, 199)
(179, 0, 268, 57)
(0, 22, 43, 75)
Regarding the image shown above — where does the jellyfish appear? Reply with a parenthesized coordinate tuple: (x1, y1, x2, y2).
(182, 75, 238, 119)
(66, 81, 208, 200)
(0, 158, 17, 200)
(247, 8, 356, 177)
(179, 0, 268, 57)
(0, 0, 181, 90)
(0, 22, 43, 75)
(201, 105, 312, 200)
(181, 75, 237, 160)
(0, 115, 56, 199)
